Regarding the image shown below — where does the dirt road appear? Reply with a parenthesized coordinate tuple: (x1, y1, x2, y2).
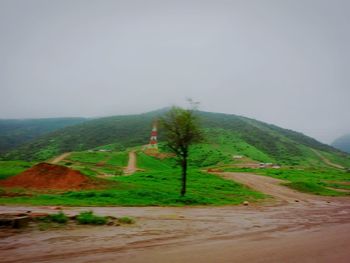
(49, 152, 71, 164)
(311, 149, 345, 169)
(218, 172, 320, 204)
(123, 151, 137, 175)
(1, 172, 350, 263)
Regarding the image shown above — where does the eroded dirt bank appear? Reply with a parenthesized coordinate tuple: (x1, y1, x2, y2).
(1, 172, 350, 263)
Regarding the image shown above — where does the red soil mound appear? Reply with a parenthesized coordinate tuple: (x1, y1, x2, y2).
(0, 163, 102, 190)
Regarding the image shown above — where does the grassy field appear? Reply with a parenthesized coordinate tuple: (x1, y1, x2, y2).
(68, 151, 128, 166)
(222, 167, 350, 196)
(0, 168, 265, 206)
(60, 151, 128, 176)
(0, 161, 35, 180)
(0, 151, 266, 206)
(1, 143, 349, 206)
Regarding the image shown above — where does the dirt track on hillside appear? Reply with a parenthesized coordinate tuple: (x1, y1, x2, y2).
(311, 149, 345, 169)
(1, 172, 350, 263)
(49, 152, 71, 164)
(124, 151, 137, 174)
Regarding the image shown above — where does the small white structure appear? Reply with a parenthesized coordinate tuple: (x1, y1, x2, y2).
(259, 163, 281, 169)
(272, 165, 281, 169)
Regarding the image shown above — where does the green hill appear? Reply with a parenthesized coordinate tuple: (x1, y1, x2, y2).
(332, 134, 350, 154)
(0, 118, 87, 155)
(2, 109, 349, 168)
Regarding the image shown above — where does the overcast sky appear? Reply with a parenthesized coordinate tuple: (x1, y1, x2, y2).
(0, 0, 349, 144)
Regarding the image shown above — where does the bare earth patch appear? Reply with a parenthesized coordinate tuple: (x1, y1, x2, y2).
(0, 163, 105, 190)
(123, 151, 138, 175)
(49, 152, 71, 165)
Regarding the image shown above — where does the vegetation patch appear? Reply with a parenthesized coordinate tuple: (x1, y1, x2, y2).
(0, 168, 265, 206)
(45, 211, 69, 224)
(4, 110, 350, 169)
(118, 216, 135, 224)
(76, 211, 107, 225)
(0, 161, 34, 180)
(69, 152, 111, 164)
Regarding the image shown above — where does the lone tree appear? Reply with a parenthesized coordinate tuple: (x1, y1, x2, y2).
(160, 106, 203, 196)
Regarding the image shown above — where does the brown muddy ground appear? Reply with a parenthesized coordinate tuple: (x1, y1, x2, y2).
(1, 172, 350, 263)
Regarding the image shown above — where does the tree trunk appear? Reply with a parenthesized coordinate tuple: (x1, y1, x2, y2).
(181, 157, 187, 196)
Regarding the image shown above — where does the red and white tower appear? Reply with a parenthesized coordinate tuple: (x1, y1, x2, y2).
(149, 122, 158, 150)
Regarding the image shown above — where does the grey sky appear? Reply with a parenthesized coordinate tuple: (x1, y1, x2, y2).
(0, 0, 349, 144)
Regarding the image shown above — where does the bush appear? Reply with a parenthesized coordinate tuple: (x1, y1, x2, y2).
(118, 216, 135, 224)
(76, 211, 107, 225)
(114, 168, 124, 176)
(47, 212, 68, 224)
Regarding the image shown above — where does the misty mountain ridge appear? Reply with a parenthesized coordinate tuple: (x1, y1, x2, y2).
(332, 134, 350, 154)
(1, 109, 349, 168)
(0, 117, 87, 155)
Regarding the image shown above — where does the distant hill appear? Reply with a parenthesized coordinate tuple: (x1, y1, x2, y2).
(332, 134, 350, 154)
(0, 118, 87, 155)
(2, 109, 349, 168)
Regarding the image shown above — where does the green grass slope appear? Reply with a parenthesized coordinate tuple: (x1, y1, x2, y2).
(0, 118, 86, 155)
(1, 111, 163, 161)
(198, 112, 350, 167)
(2, 109, 350, 168)
(0, 152, 265, 206)
(0, 161, 34, 180)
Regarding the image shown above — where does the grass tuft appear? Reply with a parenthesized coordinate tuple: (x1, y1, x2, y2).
(118, 216, 135, 224)
(42, 211, 68, 224)
(76, 211, 107, 225)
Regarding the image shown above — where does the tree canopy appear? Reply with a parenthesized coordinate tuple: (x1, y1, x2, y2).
(160, 106, 203, 196)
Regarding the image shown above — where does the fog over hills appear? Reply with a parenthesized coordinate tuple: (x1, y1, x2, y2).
(332, 134, 350, 153)
(1, 1, 350, 144)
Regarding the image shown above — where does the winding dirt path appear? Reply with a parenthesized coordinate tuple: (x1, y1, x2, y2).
(311, 149, 344, 169)
(217, 172, 320, 204)
(124, 151, 137, 175)
(48, 152, 71, 164)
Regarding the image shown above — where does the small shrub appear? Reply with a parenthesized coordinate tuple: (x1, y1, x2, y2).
(118, 216, 135, 224)
(99, 192, 114, 198)
(76, 211, 107, 225)
(47, 212, 68, 224)
(114, 168, 124, 176)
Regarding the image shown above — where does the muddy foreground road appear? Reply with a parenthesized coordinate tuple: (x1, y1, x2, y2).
(1, 172, 350, 263)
